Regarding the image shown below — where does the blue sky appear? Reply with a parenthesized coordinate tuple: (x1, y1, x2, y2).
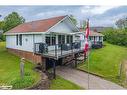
(0, 5, 127, 27)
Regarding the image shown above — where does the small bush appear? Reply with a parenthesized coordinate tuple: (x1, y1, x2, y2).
(24, 72, 31, 76)
(10, 76, 34, 89)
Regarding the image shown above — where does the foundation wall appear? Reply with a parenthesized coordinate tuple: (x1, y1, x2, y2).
(7, 48, 43, 64)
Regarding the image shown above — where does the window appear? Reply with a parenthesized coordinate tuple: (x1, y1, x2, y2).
(16, 34, 22, 46)
(89, 36, 91, 40)
(99, 36, 102, 41)
(67, 35, 73, 44)
(61, 35, 65, 44)
(46, 36, 50, 46)
(70, 36, 73, 43)
(52, 36, 56, 45)
(45, 34, 56, 46)
(94, 36, 95, 41)
(19, 34, 22, 46)
(16, 35, 18, 45)
(58, 35, 62, 44)
(58, 35, 65, 44)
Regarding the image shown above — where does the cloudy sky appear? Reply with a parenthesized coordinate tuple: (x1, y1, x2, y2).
(0, 5, 127, 27)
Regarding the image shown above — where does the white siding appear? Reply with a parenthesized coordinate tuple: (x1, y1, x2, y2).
(34, 34, 45, 43)
(49, 20, 74, 33)
(6, 35, 16, 49)
(22, 34, 33, 52)
(6, 34, 45, 52)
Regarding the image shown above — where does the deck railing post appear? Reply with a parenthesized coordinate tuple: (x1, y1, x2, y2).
(55, 44, 57, 58)
(71, 43, 73, 53)
(61, 44, 62, 56)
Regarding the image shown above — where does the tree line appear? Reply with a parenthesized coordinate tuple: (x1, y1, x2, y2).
(102, 17, 127, 47)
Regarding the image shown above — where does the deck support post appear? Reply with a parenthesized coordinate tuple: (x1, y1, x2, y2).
(52, 59, 56, 79)
(75, 54, 78, 68)
(41, 56, 46, 72)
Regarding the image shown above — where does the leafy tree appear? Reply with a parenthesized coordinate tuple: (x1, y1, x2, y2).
(0, 21, 5, 30)
(69, 15, 77, 26)
(0, 21, 5, 41)
(3, 12, 25, 32)
(115, 18, 127, 30)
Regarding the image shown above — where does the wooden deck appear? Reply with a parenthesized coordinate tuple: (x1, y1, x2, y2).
(34, 41, 85, 60)
(42, 48, 84, 59)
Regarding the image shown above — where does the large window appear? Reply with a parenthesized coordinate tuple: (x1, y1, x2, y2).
(58, 35, 65, 44)
(67, 35, 73, 44)
(16, 34, 22, 46)
(45, 34, 56, 46)
(46, 36, 50, 45)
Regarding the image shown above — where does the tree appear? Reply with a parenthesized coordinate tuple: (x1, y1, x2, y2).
(0, 21, 5, 41)
(115, 18, 127, 30)
(69, 15, 77, 26)
(0, 21, 5, 30)
(3, 12, 25, 32)
(80, 20, 86, 29)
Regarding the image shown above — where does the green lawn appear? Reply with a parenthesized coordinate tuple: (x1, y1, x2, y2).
(0, 42, 40, 89)
(50, 76, 82, 90)
(0, 42, 82, 89)
(78, 42, 127, 85)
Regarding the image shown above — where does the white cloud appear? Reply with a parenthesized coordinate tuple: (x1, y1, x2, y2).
(36, 10, 67, 18)
(81, 6, 118, 14)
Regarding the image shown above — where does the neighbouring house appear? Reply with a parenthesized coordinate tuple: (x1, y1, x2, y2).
(5, 15, 85, 72)
(79, 28, 104, 45)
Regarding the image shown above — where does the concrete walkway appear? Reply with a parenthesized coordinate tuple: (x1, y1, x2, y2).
(56, 66, 125, 89)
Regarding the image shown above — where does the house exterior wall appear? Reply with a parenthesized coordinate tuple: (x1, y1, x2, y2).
(6, 34, 45, 52)
(89, 36, 103, 44)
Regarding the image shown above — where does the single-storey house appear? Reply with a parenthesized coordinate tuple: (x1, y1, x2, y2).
(79, 28, 104, 45)
(5, 15, 85, 71)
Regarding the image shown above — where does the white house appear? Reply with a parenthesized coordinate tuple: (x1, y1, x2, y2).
(5, 15, 85, 67)
(79, 28, 104, 45)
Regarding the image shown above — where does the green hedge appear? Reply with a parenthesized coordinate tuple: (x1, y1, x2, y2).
(0, 34, 5, 41)
(102, 28, 127, 47)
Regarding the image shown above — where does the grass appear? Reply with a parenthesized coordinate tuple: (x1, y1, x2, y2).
(78, 42, 127, 85)
(50, 76, 82, 90)
(0, 42, 40, 89)
(0, 42, 82, 89)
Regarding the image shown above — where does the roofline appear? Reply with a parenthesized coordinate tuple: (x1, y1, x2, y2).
(67, 15, 80, 32)
(5, 15, 67, 35)
(46, 15, 80, 33)
(4, 31, 46, 35)
(5, 15, 80, 35)
(46, 15, 68, 33)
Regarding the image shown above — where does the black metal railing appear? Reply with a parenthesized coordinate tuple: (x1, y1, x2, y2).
(34, 42, 82, 58)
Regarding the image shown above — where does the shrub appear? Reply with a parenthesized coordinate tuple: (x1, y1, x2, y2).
(102, 29, 127, 47)
(10, 75, 34, 89)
